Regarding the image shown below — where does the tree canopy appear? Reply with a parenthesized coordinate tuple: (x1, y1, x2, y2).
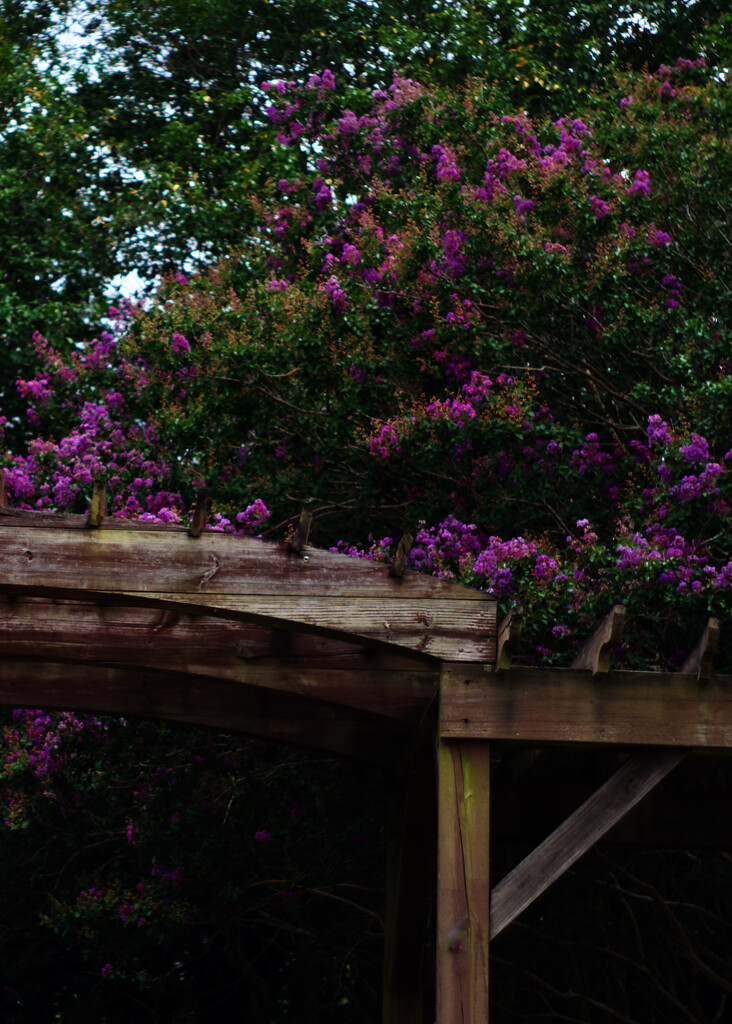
(0, 0, 729, 429)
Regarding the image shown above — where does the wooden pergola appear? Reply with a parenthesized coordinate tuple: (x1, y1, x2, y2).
(0, 497, 729, 1022)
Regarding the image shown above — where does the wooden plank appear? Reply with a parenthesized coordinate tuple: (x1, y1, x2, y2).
(0, 523, 488, 598)
(570, 604, 626, 674)
(440, 664, 732, 749)
(489, 748, 683, 938)
(436, 737, 491, 1023)
(0, 659, 406, 765)
(0, 598, 439, 722)
(0, 526, 495, 661)
(117, 592, 495, 662)
(0, 507, 192, 530)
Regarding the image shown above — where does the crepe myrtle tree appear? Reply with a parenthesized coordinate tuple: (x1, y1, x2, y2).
(1, 57, 731, 1021)
(5, 56, 730, 658)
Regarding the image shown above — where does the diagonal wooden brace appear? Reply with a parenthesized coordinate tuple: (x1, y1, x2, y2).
(489, 747, 683, 938)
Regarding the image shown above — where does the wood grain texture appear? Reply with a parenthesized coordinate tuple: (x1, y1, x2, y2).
(436, 737, 491, 1024)
(495, 608, 522, 672)
(570, 604, 626, 675)
(0, 659, 406, 765)
(440, 664, 732, 749)
(490, 749, 683, 938)
(0, 598, 439, 722)
(0, 524, 495, 661)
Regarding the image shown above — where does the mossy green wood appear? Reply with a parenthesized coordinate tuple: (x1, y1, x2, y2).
(436, 734, 491, 1023)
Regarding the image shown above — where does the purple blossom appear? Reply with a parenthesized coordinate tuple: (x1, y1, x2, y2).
(513, 194, 536, 218)
(648, 224, 673, 247)
(171, 332, 191, 354)
(647, 415, 672, 447)
(628, 169, 650, 197)
(590, 195, 609, 220)
(235, 499, 271, 531)
(679, 433, 709, 463)
(323, 274, 348, 310)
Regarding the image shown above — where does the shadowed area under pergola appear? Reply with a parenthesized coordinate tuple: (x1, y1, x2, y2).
(0, 503, 730, 1024)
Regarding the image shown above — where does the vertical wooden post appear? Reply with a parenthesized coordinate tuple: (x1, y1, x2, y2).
(436, 735, 491, 1022)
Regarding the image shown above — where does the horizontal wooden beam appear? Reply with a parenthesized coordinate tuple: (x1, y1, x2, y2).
(440, 664, 732, 749)
(0, 659, 406, 766)
(0, 598, 438, 723)
(0, 519, 495, 661)
(489, 749, 682, 938)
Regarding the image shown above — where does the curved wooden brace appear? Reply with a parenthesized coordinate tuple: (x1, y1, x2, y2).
(0, 597, 439, 724)
(0, 657, 407, 766)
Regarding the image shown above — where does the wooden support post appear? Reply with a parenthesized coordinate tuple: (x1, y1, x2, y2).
(489, 748, 683, 938)
(383, 703, 437, 1024)
(436, 735, 491, 1023)
(0, 468, 8, 508)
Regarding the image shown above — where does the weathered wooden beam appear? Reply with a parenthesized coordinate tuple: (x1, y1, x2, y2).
(494, 607, 522, 672)
(0, 507, 191, 529)
(681, 616, 720, 680)
(440, 664, 732, 749)
(0, 659, 405, 766)
(436, 737, 491, 1024)
(0, 469, 8, 509)
(570, 604, 626, 674)
(0, 597, 439, 723)
(0, 525, 495, 661)
(489, 748, 683, 938)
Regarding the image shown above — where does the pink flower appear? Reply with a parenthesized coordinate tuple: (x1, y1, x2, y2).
(171, 332, 191, 354)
